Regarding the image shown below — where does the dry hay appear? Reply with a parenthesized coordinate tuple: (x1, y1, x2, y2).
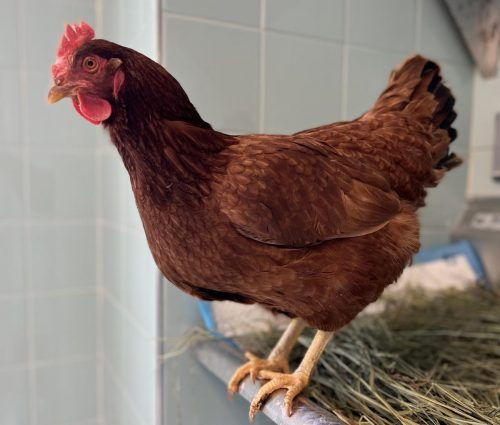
(242, 288, 500, 425)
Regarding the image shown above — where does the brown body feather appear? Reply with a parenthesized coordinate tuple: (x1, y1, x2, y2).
(84, 40, 460, 331)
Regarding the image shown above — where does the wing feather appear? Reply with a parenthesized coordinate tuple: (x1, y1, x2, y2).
(218, 136, 401, 248)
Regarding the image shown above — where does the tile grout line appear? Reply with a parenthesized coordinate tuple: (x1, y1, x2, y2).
(0, 286, 98, 300)
(95, 111, 104, 424)
(165, 11, 259, 33)
(101, 287, 154, 341)
(11, 145, 97, 154)
(265, 27, 344, 46)
(259, 0, 267, 133)
(0, 354, 98, 374)
(0, 219, 96, 227)
(340, 0, 350, 121)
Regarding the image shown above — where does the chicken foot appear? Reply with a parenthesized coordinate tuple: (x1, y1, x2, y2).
(249, 329, 334, 421)
(227, 318, 306, 398)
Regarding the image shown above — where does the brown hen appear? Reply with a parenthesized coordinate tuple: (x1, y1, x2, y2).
(48, 23, 461, 420)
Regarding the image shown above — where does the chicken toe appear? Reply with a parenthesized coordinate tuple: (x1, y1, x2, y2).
(249, 370, 309, 420)
(248, 329, 334, 420)
(227, 352, 289, 398)
(227, 318, 306, 398)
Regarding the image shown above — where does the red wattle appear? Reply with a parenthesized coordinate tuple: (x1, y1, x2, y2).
(72, 93, 112, 125)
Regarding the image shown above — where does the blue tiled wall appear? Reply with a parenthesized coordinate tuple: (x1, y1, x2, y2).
(0, 0, 98, 424)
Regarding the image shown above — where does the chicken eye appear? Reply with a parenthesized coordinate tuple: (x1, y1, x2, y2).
(83, 56, 98, 72)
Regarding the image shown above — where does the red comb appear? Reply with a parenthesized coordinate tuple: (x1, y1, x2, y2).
(52, 21, 95, 79)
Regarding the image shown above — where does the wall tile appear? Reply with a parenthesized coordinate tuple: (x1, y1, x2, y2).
(267, 0, 344, 41)
(0, 368, 29, 425)
(164, 0, 260, 27)
(122, 327, 156, 425)
(98, 149, 129, 223)
(0, 0, 19, 67)
(126, 189, 143, 228)
(35, 359, 97, 425)
(101, 0, 121, 42)
(127, 20, 157, 60)
(349, 0, 415, 52)
(418, 0, 471, 64)
(165, 16, 260, 132)
(0, 69, 22, 144)
(468, 148, 500, 198)
(0, 225, 24, 293)
(123, 231, 157, 332)
(34, 292, 96, 361)
(102, 225, 124, 300)
(0, 298, 27, 365)
(97, 144, 142, 228)
(102, 298, 156, 424)
(22, 0, 95, 71)
(102, 297, 124, 382)
(0, 150, 24, 220)
(102, 365, 143, 425)
(24, 71, 98, 147)
(346, 47, 403, 119)
(120, 0, 156, 42)
(29, 150, 95, 220)
(419, 152, 468, 228)
(77, 420, 100, 425)
(101, 0, 156, 56)
(30, 224, 96, 291)
(265, 32, 342, 133)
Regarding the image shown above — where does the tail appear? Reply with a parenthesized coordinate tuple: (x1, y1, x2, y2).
(368, 54, 462, 172)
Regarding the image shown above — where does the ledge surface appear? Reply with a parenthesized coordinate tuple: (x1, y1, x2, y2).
(194, 340, 345, 425)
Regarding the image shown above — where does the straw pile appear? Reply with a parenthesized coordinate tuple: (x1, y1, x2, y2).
(244, 288, 500, 425)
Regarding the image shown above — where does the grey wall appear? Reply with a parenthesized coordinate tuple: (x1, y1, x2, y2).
(468, 66, 500, 198)
(0, 0, 98, 424)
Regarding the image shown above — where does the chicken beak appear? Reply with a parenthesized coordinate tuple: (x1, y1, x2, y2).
(47, 84, 75, 104)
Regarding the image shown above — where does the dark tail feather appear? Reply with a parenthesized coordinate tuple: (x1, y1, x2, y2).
(370, 54, 462, 171)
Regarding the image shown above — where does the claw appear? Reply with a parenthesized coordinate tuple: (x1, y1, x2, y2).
(248, 370, 309, 419)
(227, 352, 289, 400)
(249, 397, 263, 422)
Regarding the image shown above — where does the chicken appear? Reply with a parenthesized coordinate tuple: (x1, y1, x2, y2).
(49, 22, 462, 420)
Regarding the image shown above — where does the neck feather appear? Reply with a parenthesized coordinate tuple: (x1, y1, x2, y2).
(108, 117, 233, 205)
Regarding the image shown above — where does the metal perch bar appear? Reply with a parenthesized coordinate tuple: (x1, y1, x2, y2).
(194, 340, 345, 425)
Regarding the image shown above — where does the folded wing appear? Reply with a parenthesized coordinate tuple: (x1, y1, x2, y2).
(218, 136, 401, 248)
